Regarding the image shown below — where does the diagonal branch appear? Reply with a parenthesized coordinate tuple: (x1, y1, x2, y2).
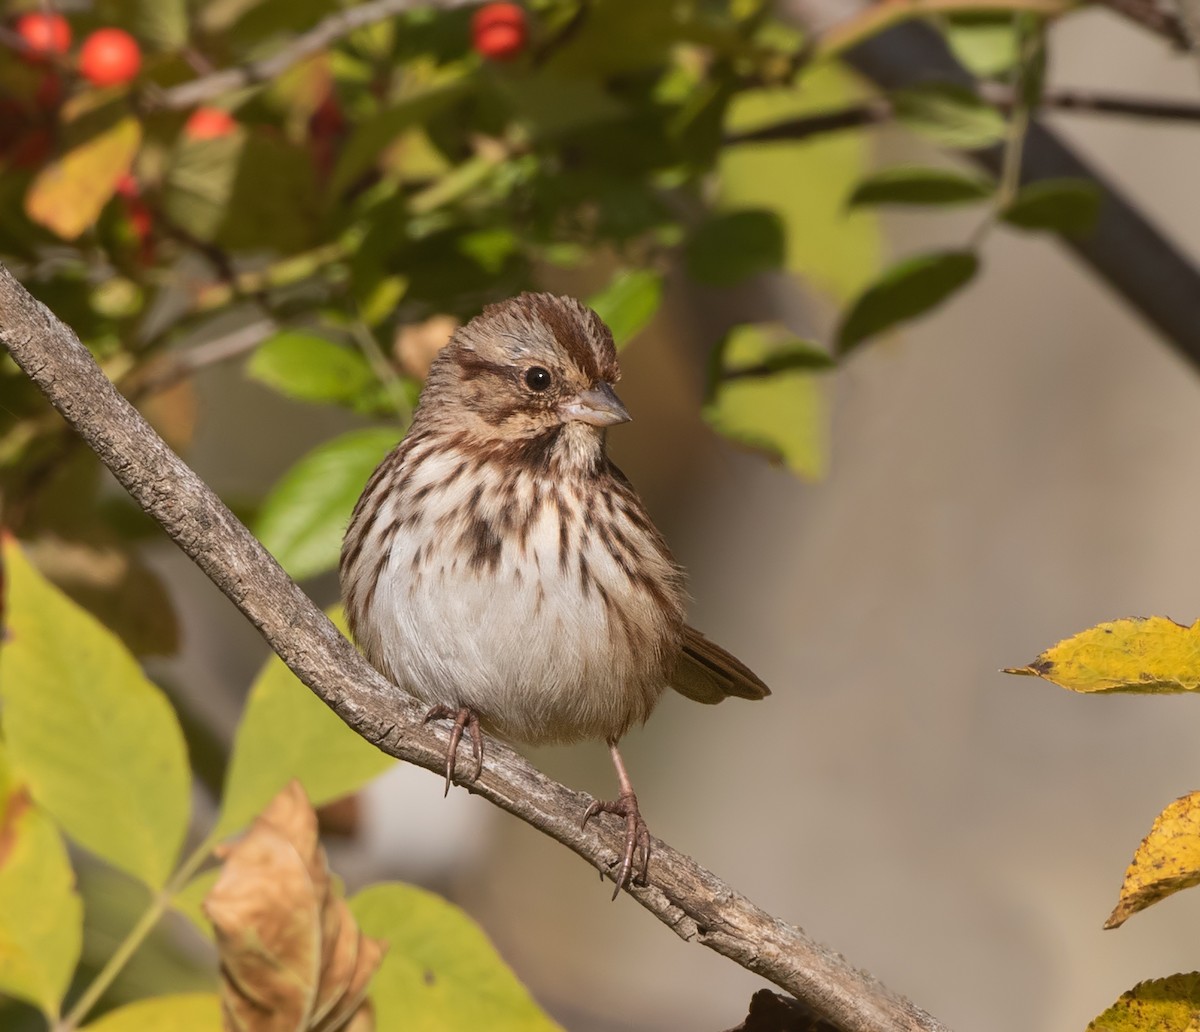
(0, 263, 953, 1032)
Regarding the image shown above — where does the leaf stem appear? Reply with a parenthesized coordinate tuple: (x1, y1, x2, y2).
(348, 314, 412, 424)
(56, 839, 216, 1032)
(996, 17, 1044, 211)
(972, 16, 1044, 247)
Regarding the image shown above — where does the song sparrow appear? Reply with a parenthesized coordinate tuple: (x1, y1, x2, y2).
(340, 293, 769, 896)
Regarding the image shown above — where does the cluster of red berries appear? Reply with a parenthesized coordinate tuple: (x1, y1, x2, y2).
(16, 4, 534, 83)
(14, 12, 141, 86)
(471, 3, 527, 61)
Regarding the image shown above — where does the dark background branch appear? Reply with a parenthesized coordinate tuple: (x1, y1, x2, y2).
(0, 263, 953, 1032)
(1094, 0, 1191, 46)
(831, 18, 1200, 371)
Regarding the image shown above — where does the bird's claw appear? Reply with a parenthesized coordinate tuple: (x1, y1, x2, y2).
(423, 705, 483, 795)
(581, 790, 651, 899)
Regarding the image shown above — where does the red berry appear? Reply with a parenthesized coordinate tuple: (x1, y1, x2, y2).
(34, 72, 62, 111)
(78, 28, 141, 88)
(309, 96, 344, 139)
(10, 127, 52, 169)
(14, 13, 70, 61)
(184, 106, 237, 141)
(128, 204, 152, 239)
(472, 3, 526, 61)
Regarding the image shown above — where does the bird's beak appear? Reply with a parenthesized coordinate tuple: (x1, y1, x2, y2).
(560, 382, 632, 427)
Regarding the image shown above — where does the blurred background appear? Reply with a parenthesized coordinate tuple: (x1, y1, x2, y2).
(5, 0, 1200, 1030)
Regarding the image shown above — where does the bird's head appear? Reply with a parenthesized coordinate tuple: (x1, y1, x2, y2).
(417, 293, 630, 468)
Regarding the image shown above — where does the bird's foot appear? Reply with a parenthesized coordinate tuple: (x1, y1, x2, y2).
(582, 790, 651, 900)
(422, 704, 483, 796)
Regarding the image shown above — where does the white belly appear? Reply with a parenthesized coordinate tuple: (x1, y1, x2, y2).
(351, 449, 675, 744)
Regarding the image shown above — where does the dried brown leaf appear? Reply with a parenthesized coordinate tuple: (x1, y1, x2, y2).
(0, 786, 33, 869)
(313, 925, 385, 1032)
(205, 786, 322, 1031)
(310, 894, 358, 1027)
(335, 1000, 374, 1032)
(205, 781, 384, 1032)
(393, 315, 458, 379)
(141, 380, 198, 452)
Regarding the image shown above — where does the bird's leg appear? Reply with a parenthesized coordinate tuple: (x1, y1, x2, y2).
(581, 740, 651, 900)
(422, 704, 484, 796)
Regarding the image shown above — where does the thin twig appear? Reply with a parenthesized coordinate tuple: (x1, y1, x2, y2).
(154, 0, 474, 111)
(124, 318, 278, 400)
(347, 312, 413, 422)
(987, 83, 1200, 120)
(724, 102, 893, 145)
(0, 262, 953, 1032)
(724, 87, 1200, 149)
(995, 18, 1043, 212)
(814, 14, 1200, 370)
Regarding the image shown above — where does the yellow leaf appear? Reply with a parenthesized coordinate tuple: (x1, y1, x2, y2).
(80, 993, 221, 1032)
(214, 605, 393, 840)
(0, 747, 82, 1020)
(170, 869, 219, 938)
(0, 536, 191, 889)
(351, 884, 561, 1032)
(1004, 616, 1200, 693)
(1105, 792, 1200, 929)
(1087, 973, 1200, 1031)
(25, 115, 141, 239)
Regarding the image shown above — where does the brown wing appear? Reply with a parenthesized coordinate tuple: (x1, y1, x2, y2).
(671, 625, 771, 704)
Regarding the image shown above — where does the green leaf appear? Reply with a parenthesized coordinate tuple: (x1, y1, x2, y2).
(586, 270, 663, 349)
(255, 426, 401, 581)
(685, 210, 786, 286)
(26, 113, 142, 240)
(117, 0, 189, 50)
(721, 64, 881, 301)
(704, 324, 830, 480)
(246, 331, 375, 407)
(0, 747, 82, 1020)
(216, 135, 319, 253)
(892, 83, 1007, 149)
(80, 993, 221, 1032)
(1000, 178, 1101, 236)
(0, 537, 191, 890)
(350, 883, 561, 1032)
(163, 128, 247, 242)
(942, 16, 1021, 78)
(837, 251, 979, 354)
(358, 275, 410, 328)
(214, 607, 395, 840)
(331, 80, 471, 196)
(721, 341, 836, 379)
(847, 166, 993, 208)
(498, 72, 627, 140)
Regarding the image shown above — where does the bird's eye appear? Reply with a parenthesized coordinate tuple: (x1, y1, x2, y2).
(524, 366, 553, 392)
